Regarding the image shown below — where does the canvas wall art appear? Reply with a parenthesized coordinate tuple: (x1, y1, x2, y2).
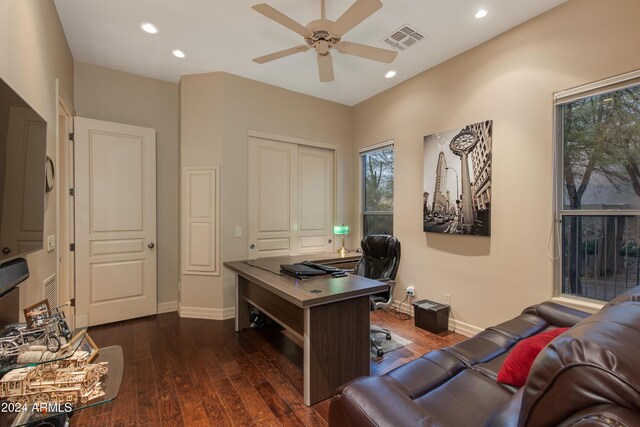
(423, 120, 492, 236)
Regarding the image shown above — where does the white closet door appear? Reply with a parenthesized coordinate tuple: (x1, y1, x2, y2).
(248, 136, 335, 259)
(297, 145, 334, 254)
(248, 137, 298, 258)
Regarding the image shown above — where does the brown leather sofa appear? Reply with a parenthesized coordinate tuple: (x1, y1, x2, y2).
(329, 286, 640, 426)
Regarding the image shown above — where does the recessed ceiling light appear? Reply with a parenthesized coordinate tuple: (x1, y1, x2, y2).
(172, 49, 186, 59)
(385, 70, 397, 79)
(475, 9, 488, 19)
(141, 22, 158, 34)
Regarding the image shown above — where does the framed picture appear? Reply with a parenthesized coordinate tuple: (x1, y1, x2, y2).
(79, 333, 99, 362)
(423, 120, 492, 236)
(23, 299, 51, 327)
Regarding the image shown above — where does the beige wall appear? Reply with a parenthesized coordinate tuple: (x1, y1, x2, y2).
(179, 72, 354, 311)
(0, 0, 73, 312)
(179, 72, 224, 310)
(352, 0, 640, 332)
(73, 61, 180, 304)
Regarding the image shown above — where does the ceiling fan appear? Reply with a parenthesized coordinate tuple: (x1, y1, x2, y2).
(252, 0, 398, 82)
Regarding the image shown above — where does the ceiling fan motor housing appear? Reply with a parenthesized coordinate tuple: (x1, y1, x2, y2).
(305, 20, 341, 53)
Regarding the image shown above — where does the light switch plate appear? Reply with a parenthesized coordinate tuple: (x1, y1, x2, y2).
(234, 226, 242, 238)
(47, 235, 56, 252)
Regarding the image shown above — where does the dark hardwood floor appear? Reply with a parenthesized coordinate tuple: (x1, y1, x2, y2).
(72, 309, 465, 426)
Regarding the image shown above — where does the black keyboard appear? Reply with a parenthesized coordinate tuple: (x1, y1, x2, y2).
(300, 261, 342, 273)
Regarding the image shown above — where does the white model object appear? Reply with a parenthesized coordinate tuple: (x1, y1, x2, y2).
(0, 351, 108, 405)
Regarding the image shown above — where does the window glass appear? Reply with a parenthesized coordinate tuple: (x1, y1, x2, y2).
(362, 146, 394, 236)
(562, 85, 640, 210)
(559, 81, 640, 301)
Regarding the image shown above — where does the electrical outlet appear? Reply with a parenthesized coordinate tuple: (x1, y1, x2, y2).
(234, 226, 242, 238)
(406, 286, 415, 297)
(444, 293, 451, 306)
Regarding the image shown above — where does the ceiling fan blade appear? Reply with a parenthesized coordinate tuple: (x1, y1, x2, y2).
(335, 41, 397, 63)
(331, 0, 382, 37)
(317, 53, 334, 82)
(252, 3, 312, 37)
(253, 45, 312, 64)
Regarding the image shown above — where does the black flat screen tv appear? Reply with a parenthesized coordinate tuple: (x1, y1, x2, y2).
(0, 77, 47, 267)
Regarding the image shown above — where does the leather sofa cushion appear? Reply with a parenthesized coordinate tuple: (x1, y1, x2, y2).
(329, 376, 443, 427)
(484, 388, 524, 427)
(488, 313, 548, 340)
(415, 370, 512, 427)
(443, 329, 516, 366)
(385, 350, 465, 398)
(472, 351, 509, 381)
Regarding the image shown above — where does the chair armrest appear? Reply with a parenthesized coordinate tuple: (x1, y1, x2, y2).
(329, 377, 444, 427)
(372, 280, 395, 310)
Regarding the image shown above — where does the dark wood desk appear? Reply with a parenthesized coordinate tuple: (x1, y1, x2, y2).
(224, 253, 386, 406)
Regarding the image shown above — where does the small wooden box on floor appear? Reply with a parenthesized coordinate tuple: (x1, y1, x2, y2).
(412, 300, 450, 334)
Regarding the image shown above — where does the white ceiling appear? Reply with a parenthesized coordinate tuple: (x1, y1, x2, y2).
(54, 0, 566, 106)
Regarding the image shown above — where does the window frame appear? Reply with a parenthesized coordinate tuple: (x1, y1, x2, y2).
(554, 69, 640, 303)
(360, 141, 394, 238)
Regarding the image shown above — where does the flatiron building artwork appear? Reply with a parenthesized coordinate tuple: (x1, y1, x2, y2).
(423, 120, 492, 236)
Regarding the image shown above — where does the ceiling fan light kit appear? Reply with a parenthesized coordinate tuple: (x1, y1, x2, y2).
(252, 0, 398, 82)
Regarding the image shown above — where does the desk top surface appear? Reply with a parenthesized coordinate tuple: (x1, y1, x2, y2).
(224, 253, 387, 308)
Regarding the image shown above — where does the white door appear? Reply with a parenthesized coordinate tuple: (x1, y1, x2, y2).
(248, 136, 335, 259)
(248, 137, 298, 258)
(74, 117, 157, 326)
(297, 145, 334, 254)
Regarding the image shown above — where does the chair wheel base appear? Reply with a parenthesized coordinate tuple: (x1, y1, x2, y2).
(377, 349, 384, 357)
(385, 333, 392, 340)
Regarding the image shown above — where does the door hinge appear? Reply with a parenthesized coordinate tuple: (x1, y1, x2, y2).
(68, 132, 74, 141)
(69, 298, 75, 307)
(69, 188, 75, 196)
(69, 243, 75, 251)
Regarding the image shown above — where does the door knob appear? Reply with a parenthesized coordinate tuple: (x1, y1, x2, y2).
(250, 244, 255, 249)
(328, 239, 332, 243)
(148, 243, 155, 249)
(1, 247, 10, 255)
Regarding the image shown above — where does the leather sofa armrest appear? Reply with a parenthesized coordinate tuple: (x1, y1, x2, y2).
(521, 301, 590, 327)
(329, 377, 444, 427)
(557, 405, 640, 427)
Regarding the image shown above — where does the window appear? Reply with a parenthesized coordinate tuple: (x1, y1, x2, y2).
(361, 143, 394, 236)
(556, 72, 640, 301)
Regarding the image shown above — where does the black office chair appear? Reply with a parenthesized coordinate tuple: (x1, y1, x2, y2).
(353, 234, 401, 357)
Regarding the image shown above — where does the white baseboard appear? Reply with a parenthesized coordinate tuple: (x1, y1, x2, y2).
(392, 299, 414, 316)
(157, 301, 178, 314)
(391, 299, 482, 337)
(451, 320, 483, 337)
(178, 303, 235, 320)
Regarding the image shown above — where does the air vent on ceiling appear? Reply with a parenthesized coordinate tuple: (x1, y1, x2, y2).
(384, 24, 425, 51)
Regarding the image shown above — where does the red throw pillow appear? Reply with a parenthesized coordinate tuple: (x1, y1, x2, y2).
(497, 327, 569, 387)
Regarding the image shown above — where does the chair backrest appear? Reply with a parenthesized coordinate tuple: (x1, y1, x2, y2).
(354, 235, 401, 281)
